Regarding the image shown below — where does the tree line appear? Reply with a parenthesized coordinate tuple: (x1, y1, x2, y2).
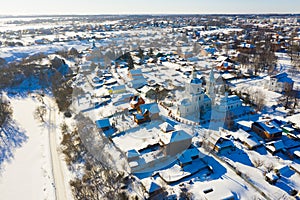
(0, 52, 74, 112)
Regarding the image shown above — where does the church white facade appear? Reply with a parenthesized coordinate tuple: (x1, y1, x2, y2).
(177, 68, 243, 120)
(177, 70, 211, 118)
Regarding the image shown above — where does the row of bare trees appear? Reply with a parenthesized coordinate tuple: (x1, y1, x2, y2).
(278, 89, 299, 112)
(237, 30, 278, 75)
(60, 117, 141, 200)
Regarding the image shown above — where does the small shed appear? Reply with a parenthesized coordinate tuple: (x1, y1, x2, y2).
(266, 140, 285, 154)
(95, 118, 111, 131)
(265, 172, 279, 184)
(126, 149, 140, 162)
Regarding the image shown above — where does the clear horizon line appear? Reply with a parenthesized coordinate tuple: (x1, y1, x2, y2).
(1, 12, 300, 18)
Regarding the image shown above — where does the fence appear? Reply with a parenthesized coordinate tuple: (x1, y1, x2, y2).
(159, 102, 200, 126)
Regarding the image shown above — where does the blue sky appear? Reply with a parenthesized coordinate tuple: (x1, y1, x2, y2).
(1, 0, 300, 15)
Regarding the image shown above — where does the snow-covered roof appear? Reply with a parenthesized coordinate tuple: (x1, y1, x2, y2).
(271, 72, 288, 79)
(271, 72, 294, 83)
(135, 113, 144, 120)
(277, 76, 294, 83)
(265, 172, 279, 181)
(222, 73, 235, 80)
(129, 68, 143, 75)
(139, 85, 154, 94)
(95, 118, 111, 129)
(158, 159, 207, 183)
(216, 55, 228, 62)
(254, 120, 282, 135)
(294, 150, 300, 158)
(220, 95, 241, 104)
(266, 140, 285, 152)
(111, 84, 126, 91)
(139, 103, 160, 114)
(207, 131, 233, 149)
(178, 148, 201, 165)
(128, 78, 147, 89)
(231, 129, 260, 149)
(236, 120, 253, 131)
(141, 178, 162, 194)
(274, 165, 292, 176)
(286, 113, 300, 128)
(159, 122, 175, 133)
(203, 189, 235, 200)
(204, 47, 217, 54)
(126, 149, 139, 158)
(160, 130, 192, 145)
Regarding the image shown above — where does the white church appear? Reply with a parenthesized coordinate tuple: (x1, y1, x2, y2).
(177, 68, 243, 120)
(177, 69, 211, 118)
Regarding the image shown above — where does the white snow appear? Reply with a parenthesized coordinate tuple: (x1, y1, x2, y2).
(0, 97, 55, 200)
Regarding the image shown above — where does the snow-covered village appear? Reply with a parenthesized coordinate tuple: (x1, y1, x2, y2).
(1, 2, 300, 200)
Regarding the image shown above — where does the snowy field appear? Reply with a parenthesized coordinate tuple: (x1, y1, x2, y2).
(0, 97, 55, 200)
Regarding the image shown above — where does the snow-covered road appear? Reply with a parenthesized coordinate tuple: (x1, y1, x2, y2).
(48, 100, 68, 200)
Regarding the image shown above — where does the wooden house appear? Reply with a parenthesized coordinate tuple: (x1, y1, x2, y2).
(251, 120, 282, 140)
(138, 103, 160, 120)
(231, 129, 261, 150)
(207, 131, 234, 153)
(134, 110, 150, 124)
(130, 95, 145, 109)
(128, 69, 143, 79)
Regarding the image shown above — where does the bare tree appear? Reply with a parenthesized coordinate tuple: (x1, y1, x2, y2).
(287, 30, 300, 62)
(265, 162, 274, 173)
(51, 71, 73, 112)
(253, 158, 264, 168)
(237, 53, 250, 69)
(250, 89, 266, 111)
(0, 97, 12, 127)
(252, 31, 277, 75)
(277, 88, 297, 110)
(34, 106, 47, 122)
(254, 90, 266, 111)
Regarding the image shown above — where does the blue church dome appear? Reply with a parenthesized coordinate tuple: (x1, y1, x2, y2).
(190, 78, 202, 84)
